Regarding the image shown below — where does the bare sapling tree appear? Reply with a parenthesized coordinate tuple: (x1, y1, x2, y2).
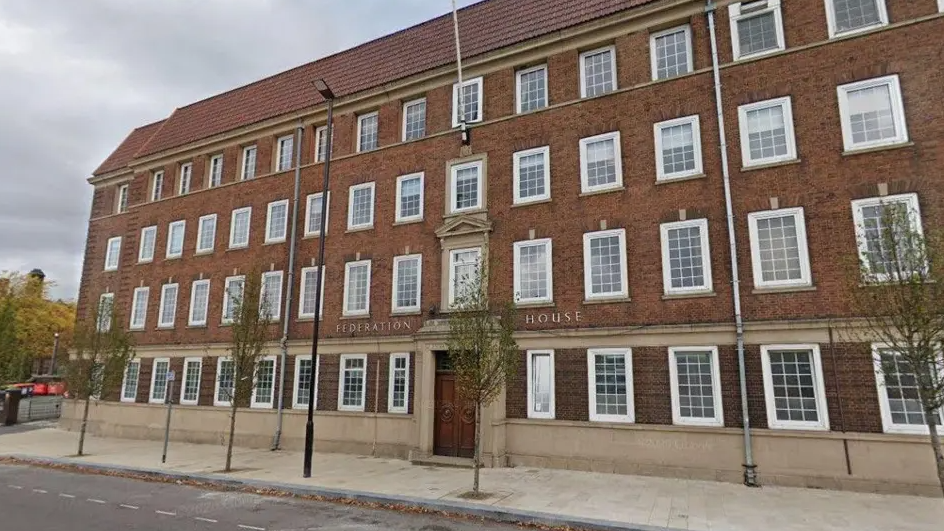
(849, 200, 944, 498)
(446, 253, 518, 496)
(64, 295, 135, 456)
(222, 271, 274, 472)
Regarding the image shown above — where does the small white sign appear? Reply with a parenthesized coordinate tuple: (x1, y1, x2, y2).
(167, 370, 176, 382)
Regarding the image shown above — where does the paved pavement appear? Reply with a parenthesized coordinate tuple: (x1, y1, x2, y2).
(0, 465, 520, 531)
(2, 428, 943, 531)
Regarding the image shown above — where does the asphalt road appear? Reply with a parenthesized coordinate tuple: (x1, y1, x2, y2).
(0, 465, 521, 531)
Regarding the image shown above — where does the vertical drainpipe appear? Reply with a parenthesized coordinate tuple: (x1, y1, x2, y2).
(273, 122, 305, 450)
(706, 0, 757, 486)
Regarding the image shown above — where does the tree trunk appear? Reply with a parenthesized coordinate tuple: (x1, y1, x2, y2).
(225, 403, 237, 472)
(473, 402, 482, 494)
(926, 414, 944, 500)
(77, 398, 91, 456)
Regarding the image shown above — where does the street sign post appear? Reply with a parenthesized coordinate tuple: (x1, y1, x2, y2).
(161, 370, 175, 464)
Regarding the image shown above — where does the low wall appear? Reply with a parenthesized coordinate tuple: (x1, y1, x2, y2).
(58, 400, 415, 459)
(503, 419, 942, 496)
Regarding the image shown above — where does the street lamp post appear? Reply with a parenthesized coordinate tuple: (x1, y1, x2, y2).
(304, 78, 335, 479)
(51, 331, 60, 375)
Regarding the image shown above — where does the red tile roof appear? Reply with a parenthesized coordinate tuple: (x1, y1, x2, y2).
(93, 119, 167, 175)
(96, 0, 657, 175)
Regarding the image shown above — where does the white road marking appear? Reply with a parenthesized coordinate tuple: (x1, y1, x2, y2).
(194, 517, 218, 523)
(7, 485, 23, 489)
(88, 498, 107, 504)
(32, 489, 48, 494)
(120, 504, 140, 510)
(156, 510, 177, 516)
(237, 525, 266, 531)
(59, 493, 76, 499)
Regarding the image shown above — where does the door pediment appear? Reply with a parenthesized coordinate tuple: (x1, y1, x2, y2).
(434, 214, 493, 241)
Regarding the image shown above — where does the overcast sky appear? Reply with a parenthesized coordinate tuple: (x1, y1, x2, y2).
(0, 0, 478, 301)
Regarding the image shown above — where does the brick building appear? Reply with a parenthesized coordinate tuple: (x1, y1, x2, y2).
(70, 0, 944, 494)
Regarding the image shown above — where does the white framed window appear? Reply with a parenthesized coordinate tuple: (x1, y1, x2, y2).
(449, 160, 483, 214)
(265, 199, 289, 243)
(229, 207, 252, 248)
(851, 193, 924, 281)
(208, 154, 223, 188)
(402, 98, 427, 141)
(729, 1, 786, 60)
(305, 192, 330, 237)
(748, 207, 812, 288)
(669, 347, 724, 426)
(120, 360, 140, 403)
(116, 184, 129, 213)
(873, 344, 944, 435)
(388, 353, 410, 414)
(357, 112, 379, 152)
(760, 344, 830, 430)
(395, 173, 424, 222)
(166, 220, 185, 259)
(97, 293, 114, 332)
(293, 354, 320, 409)
(825, 0, 888, 38)
(158, 283, 178, 328)
(196, 214, 217, 254)
(343, 260, 371, 317)
(178, 163, 192, 195)
(513, 239, 553, 304)
(315, 126, 332, 163)
(149, 358, 170, 404)
(513, 146, 550, 204)
(449, 247, 482, 308)
(298, 267, 326, 319)
(660, 219, 713, 295)
(579, 132, 623, 193)
(452, 77, 484, 126)
(738, 96, 798, 167)
(650, 25, 693, 80)
(347, 182, 375, 230)
(138, 226, 156, 263)
(180, 357, 202, 406)
(260, 270, 283, 321)
(579, 46, 617, 98)
(104, 236, 121, 271)
(527, 350, 555, 419)
(338, 354, 367, 411)
(837, 75, 908, 152)
(276, 134, 294, 172)
(129, 286, 149, 330)
(587, 348, 633, 423)
(188, 279, 210, 326)
(392, 254, 422, 313)
(583, 229, 628, 300)
(214, 357, 235, 407)
(221, 276, 244, 324)
(516, 64, 548, 113)
(241, 145, 257, 180)
(250, 355, 277, 409)
(939, 0, 944, 13)
(654, 115, 703, 180)
(150, 171, 164, 202)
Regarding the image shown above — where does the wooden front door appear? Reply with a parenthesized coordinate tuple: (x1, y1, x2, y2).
(433, 352, 476, 458)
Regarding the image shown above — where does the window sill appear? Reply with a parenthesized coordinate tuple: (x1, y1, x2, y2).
(579, 186, 624, 198)
(511, 197, 552, 208)
(842, 141, 913, 157)
(302, 233, 324, 239)
(346, 226, 374, 234)
(129, 328, 146, 333)
(654, 173, 706, 185)
(194, 250, 214, 256)
(338, 407, 367, 413)
(444, 208, 486, 219)
(164, 257, 182, 262)
(186, 325, 208, 329)
(661, 291, 716, 300)
(583, 296, 631, 305)
(136, 260, 153, 266)
(515, 301, 556, 309)
(391, 309, 422, 316)
(296, 316, 324, 322)
(219, 322, 233, 327)
(741, 159, 801, 172)
(733, 46, 785, 62)
(156, 326, 174, 330)
(752, 285, 817, 295)
(339, 314, 370, 320)
(263, 240, 286, 246)
(103, 268, 119, 273)
(226, 246, 248, 252)
(393, 218, 424, 227)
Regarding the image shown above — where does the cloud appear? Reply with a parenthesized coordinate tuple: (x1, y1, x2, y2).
(0, 0, 478, 300)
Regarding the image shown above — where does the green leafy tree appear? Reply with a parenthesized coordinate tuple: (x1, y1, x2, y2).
(63, 296, 135, 456)
(445, 255, 518, 496)
(0, 296, 23, 384)
(849, 201, 944, 499)
(221, 271, 274, 472)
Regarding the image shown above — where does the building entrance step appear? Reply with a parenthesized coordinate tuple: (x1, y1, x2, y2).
(410, 454, 474, 469)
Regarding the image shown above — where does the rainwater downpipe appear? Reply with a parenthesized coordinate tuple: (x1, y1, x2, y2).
(272, 122, 305, 450)
(706, 0, 757, 486)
